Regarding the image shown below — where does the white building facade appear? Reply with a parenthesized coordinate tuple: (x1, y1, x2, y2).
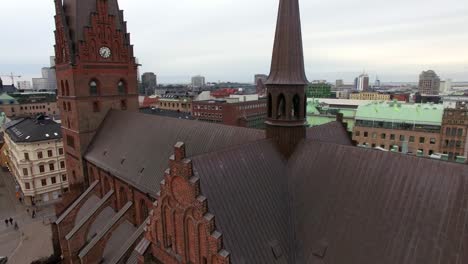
(4, 118, 68, 205)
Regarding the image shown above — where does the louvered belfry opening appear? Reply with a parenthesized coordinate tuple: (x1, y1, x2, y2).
(265, 0, 308, 158)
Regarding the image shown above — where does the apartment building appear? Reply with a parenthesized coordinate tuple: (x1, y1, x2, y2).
(3, 117, 68, 205)
(440, 102, 468, 162)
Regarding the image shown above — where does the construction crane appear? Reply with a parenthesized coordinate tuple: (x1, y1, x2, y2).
(0, 72, 22, 85)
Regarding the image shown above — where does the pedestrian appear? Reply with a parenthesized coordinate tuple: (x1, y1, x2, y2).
(32, 210, 36, 218)
(4, 219, 8, 227)
(26, 208, 29, 214)
(14, 222, 18, 230)
(9, 218, 13, 225)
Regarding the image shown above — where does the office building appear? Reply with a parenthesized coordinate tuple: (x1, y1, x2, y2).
(306, 81, 332, 98)
(141, 72, 157, 96)
(17, 81, 32, 90)
(353, 101, 444, 156)
(191, 75, 206, 88)
(356, 73, 370, 91)
(418, 70, 440, 95)
(336, 79, 344, 88)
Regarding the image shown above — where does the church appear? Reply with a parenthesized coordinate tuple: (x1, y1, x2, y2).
(53, 0, 468, 263)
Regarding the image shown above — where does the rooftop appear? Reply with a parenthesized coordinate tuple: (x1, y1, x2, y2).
(3, 117, 62, 143)
(355, 101, 444, 126)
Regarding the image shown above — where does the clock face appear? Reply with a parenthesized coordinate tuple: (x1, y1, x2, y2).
(99, 46, 111, 59)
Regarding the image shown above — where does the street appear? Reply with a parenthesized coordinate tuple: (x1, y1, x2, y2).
(0, 169, 55, 263)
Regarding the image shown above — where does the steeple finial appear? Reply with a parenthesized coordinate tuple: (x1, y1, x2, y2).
(265, 0, 308, 86)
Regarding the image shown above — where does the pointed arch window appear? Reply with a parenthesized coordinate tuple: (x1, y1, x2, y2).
(89, 80, 99, 96)
(277, 94, 286, 119)
(118, 80, 127, 94)
(268, 93, 272, 118)
(61, 80, 65, 95)
(292, 94, 301, 119)
(65, 81, 70, 96)
(119, 187, 127, 208)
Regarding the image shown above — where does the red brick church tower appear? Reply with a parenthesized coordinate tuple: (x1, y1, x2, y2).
(265, 0, 308, 158)
(54, 0, 139, 194)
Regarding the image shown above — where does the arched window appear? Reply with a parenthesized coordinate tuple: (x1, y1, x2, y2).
(292, 94, 301, 119)
(277, 94, 286, 119)
(267, 93, 272, 118)
(65, 81, 70, 96)
(61, 80, 65, 95)
(62, 102, 67, 112)
(89, 80, 98, 96)
(117, 80, 126, 94)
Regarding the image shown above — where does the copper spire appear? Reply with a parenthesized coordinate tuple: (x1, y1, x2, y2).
(265, 0, 308, 85)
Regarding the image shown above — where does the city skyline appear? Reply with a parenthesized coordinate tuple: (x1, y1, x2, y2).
(1, 0, 468, 84)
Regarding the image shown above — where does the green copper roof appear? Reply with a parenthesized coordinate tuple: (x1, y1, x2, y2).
(0, 93, 18, 104)
(355, 101, 443, 126)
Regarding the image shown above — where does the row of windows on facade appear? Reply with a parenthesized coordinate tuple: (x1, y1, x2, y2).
(445, 127, 465, 137)
(23, 174, 67, 190)
(24, 148, 64, 161)
(22, 161, 66, 176)
(442, 139, 465, 149)
(19, 105, 49, 111)
(159, 102, 191, 108)
(60, 80, 127, 96)
(355, 131, 437, 144)
(358, 142, 435, 156)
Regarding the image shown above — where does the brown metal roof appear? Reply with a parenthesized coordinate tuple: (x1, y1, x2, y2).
(192, 139, 293, 263)
(85, 110, 265, 196)
(306, 122, 352, 146)
(265, 0, 308, 85)
(288, 140, 468, 263)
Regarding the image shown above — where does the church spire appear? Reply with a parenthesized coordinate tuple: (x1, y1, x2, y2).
(265, 0, 308, 85)
(265, 0, 308, 159)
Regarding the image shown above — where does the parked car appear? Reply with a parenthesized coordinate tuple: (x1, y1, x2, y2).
(0, 256, 7, 264)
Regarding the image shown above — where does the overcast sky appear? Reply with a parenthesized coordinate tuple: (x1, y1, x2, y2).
(1, 0, 467, 84)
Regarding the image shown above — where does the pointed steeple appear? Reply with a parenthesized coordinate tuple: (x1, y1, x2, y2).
(265, 0, 308, 85)
(265, 0, 308, 159)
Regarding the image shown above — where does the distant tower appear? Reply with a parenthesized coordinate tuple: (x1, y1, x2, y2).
(374, 75, 381, 87)
(265, 0, 308, 158)
(54, 0, 139, 189)
(418, 70, 441, 95)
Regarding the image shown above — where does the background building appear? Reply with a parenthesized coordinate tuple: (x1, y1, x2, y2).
(350, 92, 391, 101)
(306, 81, 332, 98)
(356, 73, 370, 91)
(191, 75, 206, 89)
(0, 92, 59, 118)
(418, 70, 440, 95)
(17, 81, 32, 90)
(440, 102, 467, 162)
(152, 94, 192, 113)
(353, 101, 444, 157)
(193, 96, 267, 129)
(336, 79, 344, 88)
(3, 117, 68, 205)
(141, 72, 157, 96)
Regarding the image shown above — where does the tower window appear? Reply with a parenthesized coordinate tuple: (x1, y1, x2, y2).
(268, 93, 272, 118)
(89, 80, 98, 96)
(93, 101, 100, 112)
(277, 94, 286, 119)
(292, 94, 301, 119)
(121, 100, 127, 110)
(118, 80, 127, 94)
(65, 81, 70, 96)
